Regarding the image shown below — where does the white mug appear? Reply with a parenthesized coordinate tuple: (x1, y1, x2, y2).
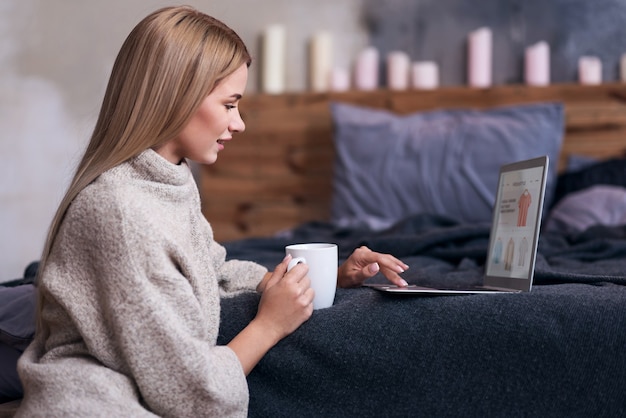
(285, 243, 338, 309)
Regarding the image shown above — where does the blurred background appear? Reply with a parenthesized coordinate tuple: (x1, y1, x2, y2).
(2, 0, 626, 281)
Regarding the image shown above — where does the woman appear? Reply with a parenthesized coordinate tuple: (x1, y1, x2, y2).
(16, 6, 409, 417)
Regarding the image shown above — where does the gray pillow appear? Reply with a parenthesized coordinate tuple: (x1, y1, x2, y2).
(330, 102, 564, 230)
(0, 284, 36, 351)
(546, 185, 626, 233)
(0, 284, 36, 401)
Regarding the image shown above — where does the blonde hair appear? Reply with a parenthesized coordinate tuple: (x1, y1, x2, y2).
(37, 6, 250, 312)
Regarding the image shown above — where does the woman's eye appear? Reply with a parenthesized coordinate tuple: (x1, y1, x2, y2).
(225, 104, 236, 111)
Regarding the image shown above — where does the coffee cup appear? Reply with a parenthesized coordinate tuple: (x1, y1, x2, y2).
(285, 243, 338, 309)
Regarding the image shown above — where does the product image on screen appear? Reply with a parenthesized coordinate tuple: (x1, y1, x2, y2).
(486, 165, 545, 280)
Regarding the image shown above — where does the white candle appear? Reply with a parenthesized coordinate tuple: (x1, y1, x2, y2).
(330, 68, 350, 92)
(387, 51, 410, 90)
(620, 54, 626, 82)
(411, 61, 439, 90)
(578, 56, 602, 85)
(525, 41, 550, 86)
(468, 27, 492, 88)
(261, 24, 286, 94)
(310, 31, 333, 92)
(354, 47, 379, 91)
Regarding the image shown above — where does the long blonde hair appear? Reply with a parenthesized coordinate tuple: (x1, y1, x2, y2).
(37, 6, 251, 305)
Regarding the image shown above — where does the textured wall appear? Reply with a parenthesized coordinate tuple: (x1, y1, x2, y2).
(364, 0, 626, 85)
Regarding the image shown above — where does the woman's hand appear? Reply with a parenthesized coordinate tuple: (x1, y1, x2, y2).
(254, 254, 314, 341)
(337, 246, 409, 288)
(228, 254, 314, 375)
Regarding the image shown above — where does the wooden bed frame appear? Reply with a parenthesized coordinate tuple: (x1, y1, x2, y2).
(200, 83, 626, 242)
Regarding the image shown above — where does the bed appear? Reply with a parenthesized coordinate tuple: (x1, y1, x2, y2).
(206, 84, 626, 417)
(2, 84, 626, 417)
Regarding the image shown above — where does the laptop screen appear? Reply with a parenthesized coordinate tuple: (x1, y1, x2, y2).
(484, 156, 549, 291)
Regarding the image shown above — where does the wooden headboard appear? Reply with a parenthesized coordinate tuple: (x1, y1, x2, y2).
(200, 83, 626, 242)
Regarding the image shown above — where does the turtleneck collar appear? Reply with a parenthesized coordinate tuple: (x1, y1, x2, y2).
(129, 148, 192, 186)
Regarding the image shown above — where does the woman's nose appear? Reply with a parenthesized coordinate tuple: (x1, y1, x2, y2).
(230, 110, 245, 133)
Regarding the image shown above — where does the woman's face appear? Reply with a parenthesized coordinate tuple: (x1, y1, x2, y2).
(155, 63, 248, 165)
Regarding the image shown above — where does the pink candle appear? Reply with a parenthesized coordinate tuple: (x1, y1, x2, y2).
(525, 41, 550, 86)
(330, 67, 350, 92)
(468, 27, 492, 88)
(387, 51, 410, 90)
(578, 56, 602, 85)
(411, 61, 439, 90)
(354, 47, 379, 91)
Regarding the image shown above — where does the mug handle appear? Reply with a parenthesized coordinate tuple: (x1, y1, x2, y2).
(287, 257, 306, 271)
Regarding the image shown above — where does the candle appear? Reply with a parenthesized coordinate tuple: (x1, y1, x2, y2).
(330, 68, 350, 92)
(411, 61, 439, 90)
(261, 24, 286, 94)
(525, 41, 550, 86)
(387, 51, 410, 90)
(310, 31, 333, 92)
(620, 54, 626, 82)
(578, 56, 602, 85)
(468, 27, 492, 88)
(354, 47, 379, 91)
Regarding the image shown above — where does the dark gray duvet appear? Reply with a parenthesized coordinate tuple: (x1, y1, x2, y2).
(220, 214, 626, 417)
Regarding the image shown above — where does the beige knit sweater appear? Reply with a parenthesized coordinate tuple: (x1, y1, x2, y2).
(16, 150, 267, 417)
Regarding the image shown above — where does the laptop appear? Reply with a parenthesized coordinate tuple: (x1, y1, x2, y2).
(365, 155, 549, 295)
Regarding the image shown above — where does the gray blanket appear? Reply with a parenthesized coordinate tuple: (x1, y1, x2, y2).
(220, 214, 626, 417)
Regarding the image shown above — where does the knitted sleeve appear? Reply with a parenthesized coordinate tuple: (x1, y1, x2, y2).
(206, 239, 268, 297)
(31, 190, 250, 417)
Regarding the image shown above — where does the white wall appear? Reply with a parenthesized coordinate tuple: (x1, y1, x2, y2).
(0, 0, 367, 282)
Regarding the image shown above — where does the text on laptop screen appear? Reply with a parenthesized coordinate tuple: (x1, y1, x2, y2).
(486, 165, 545, 280)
